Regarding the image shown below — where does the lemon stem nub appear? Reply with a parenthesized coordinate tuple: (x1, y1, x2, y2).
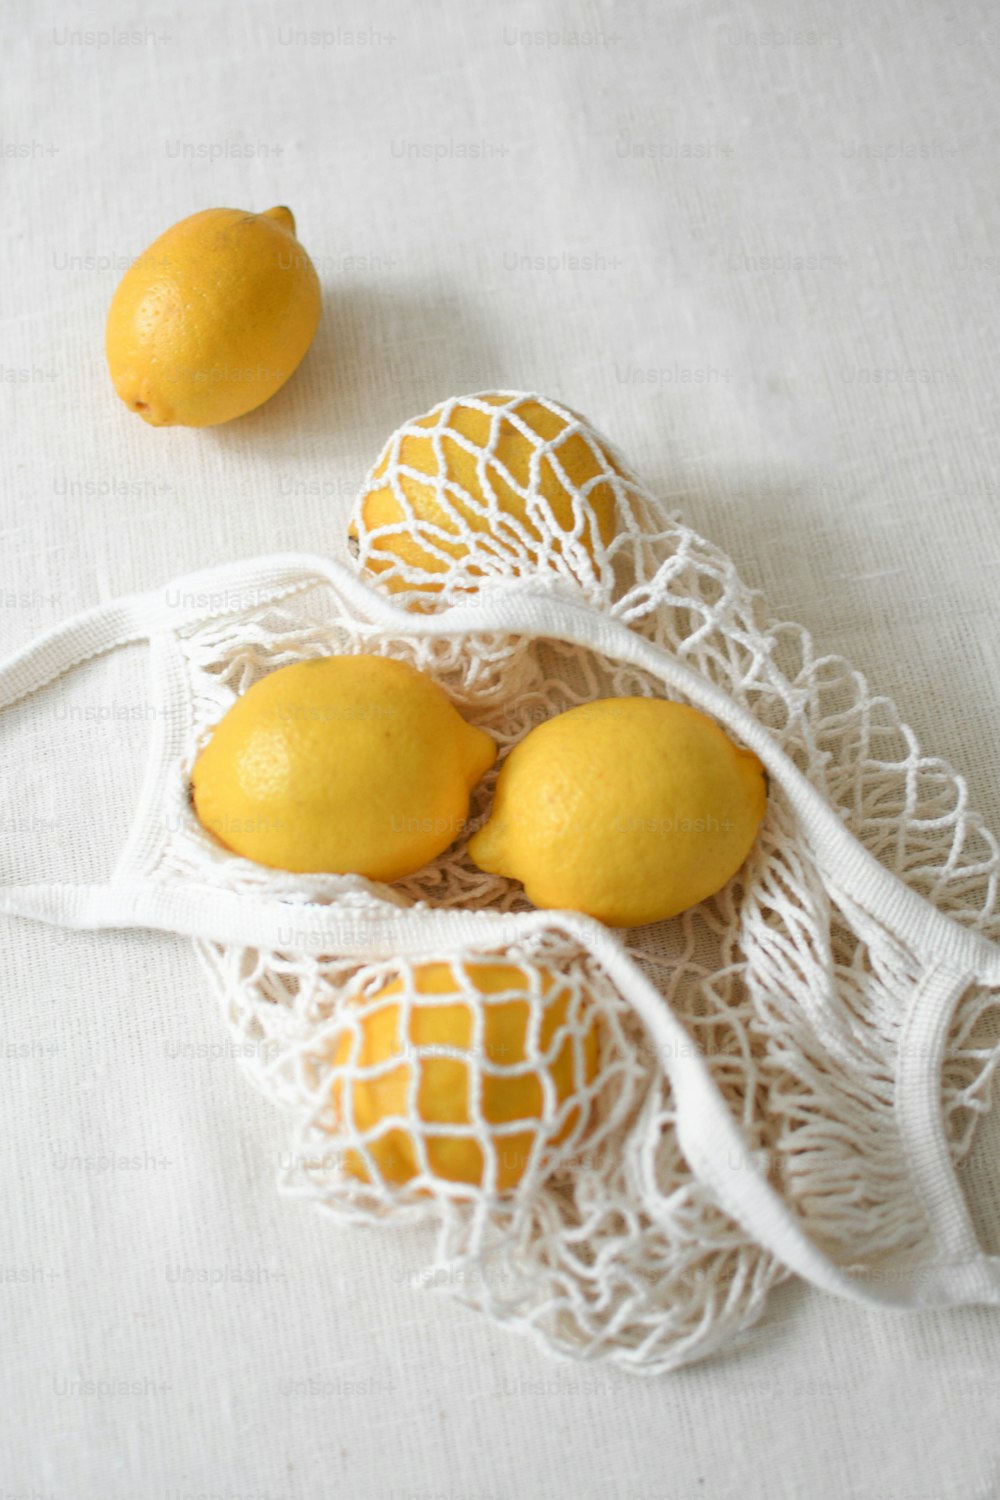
(263, 205, 296, 235)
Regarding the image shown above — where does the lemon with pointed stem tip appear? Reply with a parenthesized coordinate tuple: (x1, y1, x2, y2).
(106, 205, 321, 427)
(191, 655, 496, 879)
(327, 959, 601, 1193)
(469, 698, 768, 926)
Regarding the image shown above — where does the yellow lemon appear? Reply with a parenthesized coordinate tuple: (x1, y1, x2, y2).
(328, 959, 601, 1192)
(469, 699, 767, 926)
(350, 392, 622, 595)
(106, 205, 321, 427)
(191, 655, 495, 879)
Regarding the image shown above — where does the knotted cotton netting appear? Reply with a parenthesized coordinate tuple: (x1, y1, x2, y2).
(153, 392, 1000, 1373)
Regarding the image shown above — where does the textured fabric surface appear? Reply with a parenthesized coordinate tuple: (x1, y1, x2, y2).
(2, 0, 1000, 1495)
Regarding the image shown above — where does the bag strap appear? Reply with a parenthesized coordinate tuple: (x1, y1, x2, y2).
(1, 552, 999, 1308)
(0, 555, 332, 714)
(895, 959, 987, 1263)
(5, 879, 994, 1309)
(0, 559, 335, 923)
(3, 547, 1000, 989)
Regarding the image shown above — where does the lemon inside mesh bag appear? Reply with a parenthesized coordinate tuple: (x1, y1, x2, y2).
(348, 391, 626, 600)
(323, 958, 601, 1193)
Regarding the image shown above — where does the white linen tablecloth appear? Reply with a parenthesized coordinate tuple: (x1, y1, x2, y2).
(2, 1, 1000, 1495)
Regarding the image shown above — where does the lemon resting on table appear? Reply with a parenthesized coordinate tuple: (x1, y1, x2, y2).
(191, 655, 496, 880)
(327, 959, 601, 1193)
(106, 205, 321, 427)
(350, 392, 622, 595)
(469, 697, 767, 926)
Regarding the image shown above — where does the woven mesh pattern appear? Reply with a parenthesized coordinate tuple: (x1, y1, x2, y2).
(157, 392, 1000, 1373)
(317, 956, 606, 1198)
(350, 392, 626, 606)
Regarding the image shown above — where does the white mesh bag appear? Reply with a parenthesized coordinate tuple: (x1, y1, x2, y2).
(2, 390, 1000, 1376)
